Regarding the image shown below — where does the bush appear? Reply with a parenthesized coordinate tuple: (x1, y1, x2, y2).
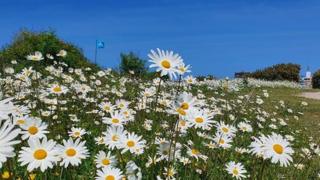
(119, 52, 147, 76)
(312, 70, 320, 88)
(249, 63, 301, 82)
(0, 29, 99, 74)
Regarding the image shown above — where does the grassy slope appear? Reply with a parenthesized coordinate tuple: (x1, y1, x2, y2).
(265, 88, 320, 142)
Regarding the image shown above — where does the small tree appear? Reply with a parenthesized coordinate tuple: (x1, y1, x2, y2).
(312, 70, 320, 89)
(119, 52, 147, 76)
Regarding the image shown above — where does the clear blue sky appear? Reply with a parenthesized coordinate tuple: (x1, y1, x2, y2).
(1, 0, 320, 77)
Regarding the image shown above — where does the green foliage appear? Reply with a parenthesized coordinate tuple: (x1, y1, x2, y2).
(249, 63, 301, 82)
(0, 30, 99, 73)
(312, 70, 320, 88)
(119, 52, 147, 76)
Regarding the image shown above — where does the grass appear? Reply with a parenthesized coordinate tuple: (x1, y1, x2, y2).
(265, 88, 320, 142)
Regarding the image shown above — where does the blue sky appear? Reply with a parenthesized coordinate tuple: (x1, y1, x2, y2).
(1, 0, 320, 77)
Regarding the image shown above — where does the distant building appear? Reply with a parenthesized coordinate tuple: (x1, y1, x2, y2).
(302, 67, 312, 88)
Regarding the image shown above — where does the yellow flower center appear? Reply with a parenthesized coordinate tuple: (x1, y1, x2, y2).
(1, 171, 10, 179)
(112, 118, 119, 124)
(273, 144, 284, 154)
(17, 119, 25, 125)
(179, 120, 186, 127)
(127, 140, 135, 147)
(102, 158, 110, 165)
(104, 106, 110, 111)
(191, 149, 199, 155)
(74, 131, 81, 137)
(180, 102, 189, 110)
(179, 66, 186, 72)
(33, 149, 47, 160)
(176, 108, 186, 116)
(53, 86, 62, 93)
(112, 135, 119, 141)
(28, 126, 38, 135)
(105, 175, 115, 180)
(195, 117, 204, 123)
(222, 127, 229, 133)
(66, 148, 77, 157)
(232, 168, 239, 175)
(161, 60, 171, 69)
(219, 139, 225, 144)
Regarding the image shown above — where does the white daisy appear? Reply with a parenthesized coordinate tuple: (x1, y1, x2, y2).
(20, 118, 48, 140)
(68, 127, 86, 139)
(226, 161, 247, 179)
(99, 102, 114, 113)
(95, 166, 123, 180)
(120, 132, 146, 155)
(0, 98, 16, 120)
(18, 138, 59, 172)
(103, 126, 127, 150)
(56, 49, 67, 57)
(48, 84, 68, 95)
(102, 111, 127, 127)
(56, 138, 89, 168)
(263, 133, 294, 167)
(0, 120, 21, 168)
(148, 48, 183, 79)
(185, 108, 214, 130)
(26, 51, 44, 61)
(95, 151, 117, 168)
(216, 121, 237, 137)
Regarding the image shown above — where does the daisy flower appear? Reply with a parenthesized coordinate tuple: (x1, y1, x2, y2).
(186, 147, 207, 161)
(0, 120, 21, 168)
(18, 138, 59, 172)
(103, 126, 127, 150)
(185, 108, 214, 130)
(225, 161, 247, 179)
(102, 111, 127, 127)
(249, 135, 268, 158)
(56, 49, 67, 57)
(177, 63, 191, 75)
(99, 102, 114, 113)
(120, 132, 146, 155)
(68, 127, 86, 139)
(95, 166, 123, 180)
(184, 75, 197, 85)
(48, 84, 68, 95)
(148, 48, 183, 79)
(20, 118, 48, 140)
(238, 122, 253, 132)
(175, 92, 198, 114)
(263, 133, 294, 167)
(56, 138, 89, 168)
(215, 121, 237, 137)
(26, 51, 44, 61)
(213, 132, 233, 149)
(115, 99, 130, 110)
(95, 151, 117, 168)
(0, 98, 16, 120)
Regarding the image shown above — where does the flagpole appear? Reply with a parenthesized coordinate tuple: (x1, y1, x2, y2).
(94, 40, 97, 65)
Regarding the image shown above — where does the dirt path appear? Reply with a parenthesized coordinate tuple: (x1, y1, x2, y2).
(299, 92, 320, 100)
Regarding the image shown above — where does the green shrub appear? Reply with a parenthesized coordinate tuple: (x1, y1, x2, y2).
(119, 52, 147, 76)
(312, 70, 320, 89)
(0, 29, 99, 74)
(250, 63, 301, 82)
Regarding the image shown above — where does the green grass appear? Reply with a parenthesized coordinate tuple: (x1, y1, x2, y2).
(265, 88, 320, 142)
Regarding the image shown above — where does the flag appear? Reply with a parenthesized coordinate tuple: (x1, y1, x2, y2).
(96, 40, 105, 48)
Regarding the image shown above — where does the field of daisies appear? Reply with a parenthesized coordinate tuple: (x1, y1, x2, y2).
(0, 48, 319, 180)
